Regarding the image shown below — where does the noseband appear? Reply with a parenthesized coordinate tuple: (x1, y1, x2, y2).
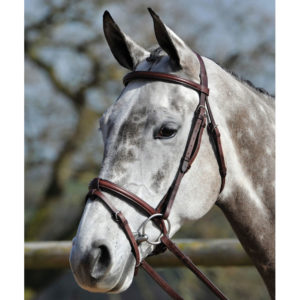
(86, 53, 227, 300)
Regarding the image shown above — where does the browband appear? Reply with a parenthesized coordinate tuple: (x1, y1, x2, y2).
(123, 71, 210, 95)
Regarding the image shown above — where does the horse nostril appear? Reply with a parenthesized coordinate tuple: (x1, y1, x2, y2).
(90, 243, 111, 280)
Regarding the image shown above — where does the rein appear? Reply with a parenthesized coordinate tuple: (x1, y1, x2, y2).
(86, 53, 227, 300)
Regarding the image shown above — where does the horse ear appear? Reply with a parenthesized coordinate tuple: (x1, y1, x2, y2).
(103, 11, 149, 70)
(148, 8, 196, 70)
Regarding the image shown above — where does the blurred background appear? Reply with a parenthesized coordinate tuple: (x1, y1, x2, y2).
(25, 0, 274, 299)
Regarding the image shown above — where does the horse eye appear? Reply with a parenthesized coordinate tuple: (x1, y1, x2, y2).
(155, 126, 177, 139)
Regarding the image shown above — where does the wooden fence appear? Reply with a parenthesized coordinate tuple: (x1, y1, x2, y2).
(25, 239, 252, 269)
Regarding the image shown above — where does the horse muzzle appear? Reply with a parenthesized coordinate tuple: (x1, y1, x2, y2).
(69, 237, 135, 293)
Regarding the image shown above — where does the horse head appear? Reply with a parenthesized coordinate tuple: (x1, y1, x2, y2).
(70, 9, 222, 293)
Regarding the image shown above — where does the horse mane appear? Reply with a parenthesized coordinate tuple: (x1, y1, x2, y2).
(228, 70, 275, 98)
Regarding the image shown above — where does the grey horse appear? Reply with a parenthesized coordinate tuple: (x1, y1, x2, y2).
(70, 9, 275, 299)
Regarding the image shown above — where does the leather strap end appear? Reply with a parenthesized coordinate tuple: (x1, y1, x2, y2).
(180, 158, 190, 173)
(220, 168, 227, 178)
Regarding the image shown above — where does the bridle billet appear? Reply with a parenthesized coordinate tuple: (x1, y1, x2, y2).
(86, 53, 227, 300)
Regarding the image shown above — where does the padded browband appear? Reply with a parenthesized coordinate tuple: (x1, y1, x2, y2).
(123, 71, 209, 95)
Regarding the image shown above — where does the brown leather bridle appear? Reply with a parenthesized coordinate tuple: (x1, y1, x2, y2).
(86, 53, 228, 300)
